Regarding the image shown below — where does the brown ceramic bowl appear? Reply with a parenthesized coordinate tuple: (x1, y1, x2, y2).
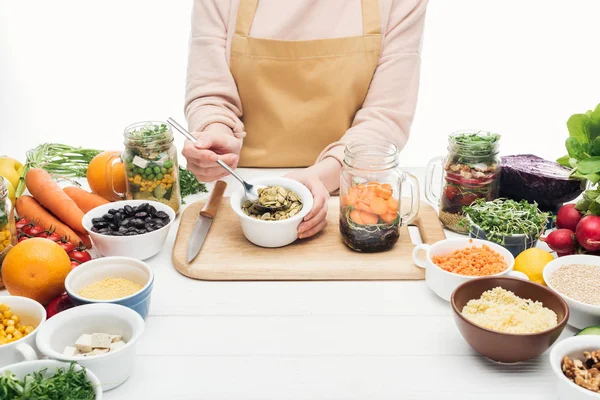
(450, 277, 569, 363)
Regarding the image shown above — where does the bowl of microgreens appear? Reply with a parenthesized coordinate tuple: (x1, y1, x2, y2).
(462, 198, 550, 257)
(0, 360, 102, 399)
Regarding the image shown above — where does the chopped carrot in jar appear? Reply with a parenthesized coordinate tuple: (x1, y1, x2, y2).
(432, 244, 507, 276)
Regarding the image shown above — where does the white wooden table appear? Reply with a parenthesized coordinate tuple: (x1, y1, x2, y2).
(1, 168, 575, 399)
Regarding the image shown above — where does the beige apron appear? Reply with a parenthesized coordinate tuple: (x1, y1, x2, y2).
(230, 0, 382, 167)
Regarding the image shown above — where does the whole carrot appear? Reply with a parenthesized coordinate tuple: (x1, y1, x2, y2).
(25, 168, 86, 233)
(16, 195, 90, 247)
(64, 186, 109, 213)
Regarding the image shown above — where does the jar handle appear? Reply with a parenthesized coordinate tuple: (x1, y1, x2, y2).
(425, 156, 444, 205)
(399, 171, 420, 226)
(106, 153, 126, 200)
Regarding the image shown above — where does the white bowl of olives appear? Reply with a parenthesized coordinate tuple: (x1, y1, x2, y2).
(230, 177, 313, 248)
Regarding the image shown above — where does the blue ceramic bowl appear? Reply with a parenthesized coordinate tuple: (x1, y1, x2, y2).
(468, 222, 538, 258)
(64, 257, 154, 320)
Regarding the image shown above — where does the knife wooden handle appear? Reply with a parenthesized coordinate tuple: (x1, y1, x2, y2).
(200, 180, 227, 219)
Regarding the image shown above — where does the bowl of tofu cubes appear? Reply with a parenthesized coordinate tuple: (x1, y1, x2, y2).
(35, 303, 145, 391)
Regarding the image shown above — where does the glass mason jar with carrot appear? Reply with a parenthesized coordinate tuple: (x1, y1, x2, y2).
(340, 141, 420, 252)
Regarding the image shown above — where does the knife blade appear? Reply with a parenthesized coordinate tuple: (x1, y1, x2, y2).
(187, 180, 227, 263)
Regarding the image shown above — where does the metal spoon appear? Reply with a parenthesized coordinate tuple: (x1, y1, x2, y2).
(166, 117, 279, 212)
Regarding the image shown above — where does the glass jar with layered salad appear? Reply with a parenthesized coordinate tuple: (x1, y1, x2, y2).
(425, 130, 501, 233)
(122, 121, 181, 213)
(340, 140, 420, 252)
(0, 177, 17, 288)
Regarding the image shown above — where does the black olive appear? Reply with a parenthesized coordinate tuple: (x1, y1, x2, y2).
(108, 208, 118, 215)
(119, 219, 131, 228)
(113, 214, 123, 224)
(102, 213, 114, 221)
(154, 222, 165, 229)
(125, 231, 138, 236)
(129, 218, 144, 228)
(92, 218, 105, 225)
(118, 208, 125, 214)
(135, 211, 148, 219)
(124, 205, 134, 215)
(118, 226, 128, 233)
(138, 203, 149, 211)
(144, 217, 152, 222)
(151, 218, 163, 225)
(108, 223, 118, 231)
(93, 221, 108, 229)
(155, 211, 169, 220)
(147, 205, 157, 216)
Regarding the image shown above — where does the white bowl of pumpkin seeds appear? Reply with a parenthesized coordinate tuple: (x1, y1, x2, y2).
(543, 254, 600, 329)
(230, 177, 313, 248)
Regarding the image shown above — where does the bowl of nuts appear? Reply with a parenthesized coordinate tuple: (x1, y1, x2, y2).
(549, 335, 600, 399)
(230, 177, 313, 248)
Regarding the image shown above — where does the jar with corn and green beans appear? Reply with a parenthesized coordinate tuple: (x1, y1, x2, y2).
(123, 122, 181, 213)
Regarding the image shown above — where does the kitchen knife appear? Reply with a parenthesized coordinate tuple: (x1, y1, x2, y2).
(187, 180, 227, 263)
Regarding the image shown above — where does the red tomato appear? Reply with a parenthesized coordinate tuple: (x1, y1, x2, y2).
(69, 250, 92, 263)
(15, 219, 29, 230)
(460, 193, 479, 206)
(70, 260, 81, 269)
(27, 225, 44, 237)
(35, 232, 49, 238)
(18, 236, 28, 243)
(47, 232, 63, 242)
(20, 224, 33, 235)
(58, 241, 76, 253)
(444, 186, 460, 201)
(46, 294, 75, 318)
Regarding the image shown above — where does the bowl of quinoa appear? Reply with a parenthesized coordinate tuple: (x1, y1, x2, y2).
(543, 254, 600, 330)
(65, 257, 154, 320)
(451, 276, 569, 363)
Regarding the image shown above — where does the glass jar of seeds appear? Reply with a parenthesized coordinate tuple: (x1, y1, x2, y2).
(425, 130, 501, 233)
(122, 121, 181, 214)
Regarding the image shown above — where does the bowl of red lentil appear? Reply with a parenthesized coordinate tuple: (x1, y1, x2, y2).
(412, 238, 528, 301)
(543, 254, 600, 330)
(64, 257, 154, 320)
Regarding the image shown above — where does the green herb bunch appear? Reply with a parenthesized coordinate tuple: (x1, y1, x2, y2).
(0, 363, 96, 400)
(558, 103, 600, 183)
(461, 198, 549, 244)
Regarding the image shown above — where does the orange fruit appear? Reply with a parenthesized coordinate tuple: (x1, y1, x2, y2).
(2, 238, 72, 305)
(87, 151, 126, 201)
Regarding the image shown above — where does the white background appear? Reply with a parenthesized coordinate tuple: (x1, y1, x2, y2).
(2, 0, 600, 163)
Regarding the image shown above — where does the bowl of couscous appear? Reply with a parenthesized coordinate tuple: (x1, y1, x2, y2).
(64, 257, 154, 320)
(451, 277, 569, 363)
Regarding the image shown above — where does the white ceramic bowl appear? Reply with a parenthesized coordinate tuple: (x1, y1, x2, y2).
(230, 177, 313, 248)
(550, 335, 600, 399)
(412, 238, 528, 301)
(82, 199, 175, 260)
(543, 254, 600, 329)
(0, 296, 46, 367)
(36, 303, 145, 391)
(0, 360, 103, 399)
(65, 256, 154, 320)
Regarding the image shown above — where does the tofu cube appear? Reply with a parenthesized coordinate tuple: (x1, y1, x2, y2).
(63, 346, 79, 357)
(110, 340, 126, 352)
(91, 333, 111, 349)
(75, 334, 93, 353)
(132, 156, 149, 168)
(110, 334, 123, 343)
(89, 348, 109, 357)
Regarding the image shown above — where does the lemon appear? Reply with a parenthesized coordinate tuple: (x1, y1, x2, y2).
(513, 248, 555, 285)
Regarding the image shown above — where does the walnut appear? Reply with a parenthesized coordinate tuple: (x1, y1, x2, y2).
(562, 351, 600, 393)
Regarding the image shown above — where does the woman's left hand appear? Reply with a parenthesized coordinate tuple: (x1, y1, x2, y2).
(285, 171, 330, 239)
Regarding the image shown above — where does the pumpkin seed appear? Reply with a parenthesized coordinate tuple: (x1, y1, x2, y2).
(242, 185, 303, 221)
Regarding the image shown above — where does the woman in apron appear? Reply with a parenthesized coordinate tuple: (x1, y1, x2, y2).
(183, 0, 428, 238)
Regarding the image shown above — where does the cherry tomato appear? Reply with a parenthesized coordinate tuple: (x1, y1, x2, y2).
(70, 260, 81, 269)
(46, 293, 75, 318)
(20, 224, 33, 235)
(444, 186, 460, 201)
(18, 236, 28, 243)
(15, 219, 29, 230)
(69, 250, 92, 264)
(460, 193, 479, 206)
(47, 232, 62, 242)
(36, 232, 49, 238)
(58, 241, 76, 253)
(27, 225, 44, 237)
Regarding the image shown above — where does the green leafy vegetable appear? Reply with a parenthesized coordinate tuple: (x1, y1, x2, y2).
(451, 131, 501, 162)
(0, 363, 96, 400)
(178, 167, 207, 203)
(461, 198, 549, 245)
(559, 103, 600, 180)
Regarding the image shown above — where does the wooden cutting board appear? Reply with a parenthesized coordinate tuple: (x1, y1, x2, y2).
(172, 198, 445, 281)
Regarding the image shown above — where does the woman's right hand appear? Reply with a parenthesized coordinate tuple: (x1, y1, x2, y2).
(182, 123, 243, 182)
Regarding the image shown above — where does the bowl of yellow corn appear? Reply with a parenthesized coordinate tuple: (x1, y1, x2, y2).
(0, 296, 46, 367)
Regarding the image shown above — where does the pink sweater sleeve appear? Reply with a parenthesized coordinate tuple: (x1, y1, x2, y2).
(316, 0, 428, 165)
(184, 0, 245, 137)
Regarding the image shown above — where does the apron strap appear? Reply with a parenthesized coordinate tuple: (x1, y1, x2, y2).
(361, 0, 381, 35)
(235, 0, 259, 37)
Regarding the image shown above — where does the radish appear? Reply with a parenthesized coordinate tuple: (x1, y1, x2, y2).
(543, 229, 576, 253)
(575, 215, 600, 251)
(556, 204, 583, 232)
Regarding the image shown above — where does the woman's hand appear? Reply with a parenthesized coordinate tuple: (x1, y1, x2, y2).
(285, 170, 330, 239)
(182, 123, 242, 182)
